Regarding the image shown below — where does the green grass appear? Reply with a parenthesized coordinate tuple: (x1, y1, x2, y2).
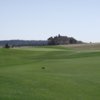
(0, 45, 100, 100)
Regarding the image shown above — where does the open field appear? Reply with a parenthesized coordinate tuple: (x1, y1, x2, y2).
(61, 43, 100, 51)
(0, 44, 100, 100)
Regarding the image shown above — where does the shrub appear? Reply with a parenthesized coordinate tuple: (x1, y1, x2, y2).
(4, 44, 10, 48)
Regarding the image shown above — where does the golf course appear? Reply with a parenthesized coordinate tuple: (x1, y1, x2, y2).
(0, 44, 100, 100)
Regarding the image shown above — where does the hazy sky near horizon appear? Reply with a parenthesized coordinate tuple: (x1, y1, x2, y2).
(0, 0, 100, 42)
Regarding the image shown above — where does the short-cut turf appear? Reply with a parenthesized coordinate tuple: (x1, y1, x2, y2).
(0, 45, 100, 100)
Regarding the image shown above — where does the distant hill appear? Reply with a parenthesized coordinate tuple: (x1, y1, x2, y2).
(0, 40, 48, 47)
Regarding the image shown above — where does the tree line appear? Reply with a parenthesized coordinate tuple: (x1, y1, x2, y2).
(0, 40, 48, 48)
(0, 34, 83, 48)
(48, 34, 82, 45)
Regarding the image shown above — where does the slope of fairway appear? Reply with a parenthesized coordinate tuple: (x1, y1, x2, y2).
(0, 46, 100, 100)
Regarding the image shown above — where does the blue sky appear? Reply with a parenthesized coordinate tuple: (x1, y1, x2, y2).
(0, 0, 100, 42)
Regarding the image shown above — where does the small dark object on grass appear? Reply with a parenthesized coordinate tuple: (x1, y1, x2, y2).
(41, 67, 45, 69)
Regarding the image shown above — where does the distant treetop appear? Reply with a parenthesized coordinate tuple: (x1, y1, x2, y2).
(48, 34, 82, 45)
